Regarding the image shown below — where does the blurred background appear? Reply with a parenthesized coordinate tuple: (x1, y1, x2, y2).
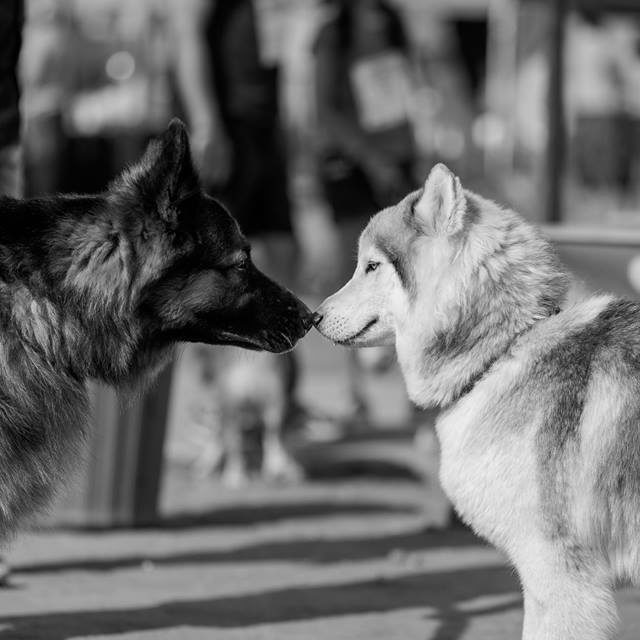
(11, 0, 640, 526)
(4, 1, 640, 638)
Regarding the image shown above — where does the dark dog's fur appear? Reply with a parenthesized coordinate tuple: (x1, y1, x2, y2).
(0, 119, 313, 536)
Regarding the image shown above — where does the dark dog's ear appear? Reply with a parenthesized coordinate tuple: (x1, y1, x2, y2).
(125, 118, 201, 224)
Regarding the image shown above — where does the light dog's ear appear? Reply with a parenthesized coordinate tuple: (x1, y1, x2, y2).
(413, 164, 467, 236)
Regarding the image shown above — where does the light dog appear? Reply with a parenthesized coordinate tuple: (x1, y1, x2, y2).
(316, 163, 638, 639)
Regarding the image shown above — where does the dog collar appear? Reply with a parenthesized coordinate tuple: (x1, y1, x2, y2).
(447, 305, 561, 407)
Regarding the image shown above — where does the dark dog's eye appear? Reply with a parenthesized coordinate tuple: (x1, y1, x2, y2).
(218, 254, 249, 275)
(234, 257, 249, 272)
(365, 261, 380, 274)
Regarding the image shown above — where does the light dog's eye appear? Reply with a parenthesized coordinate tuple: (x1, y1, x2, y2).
(365, 261, 380, 274)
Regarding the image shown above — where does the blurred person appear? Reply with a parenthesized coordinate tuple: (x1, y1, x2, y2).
(170, 0, 292, 242)
(192, 345, 303, 487)
(170, 0, 307, 484)
(56, 1, 171, 194)
(566, 9, 637, 205)
(313, 0, 417, 426)
(0, 0, 23, 586)
(20, 0, 67, 196)
(0, 0, 24, 201)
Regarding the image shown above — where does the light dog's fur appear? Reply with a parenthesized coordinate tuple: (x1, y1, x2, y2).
(316, 163, 639, 639)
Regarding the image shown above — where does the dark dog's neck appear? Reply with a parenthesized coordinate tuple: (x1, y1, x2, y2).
(0, 195, 170, 386)
(0, 195, 173, 535)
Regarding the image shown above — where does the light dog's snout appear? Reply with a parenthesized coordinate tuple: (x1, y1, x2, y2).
(312, 300, 348, 342)
(313, 283, 393, 347)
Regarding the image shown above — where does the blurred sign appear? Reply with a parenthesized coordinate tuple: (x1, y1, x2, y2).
(62, 0, 170, 137)
(350, 52, 412, 131)
(544, 225, 640, 298)
(253, 0, 290, 66)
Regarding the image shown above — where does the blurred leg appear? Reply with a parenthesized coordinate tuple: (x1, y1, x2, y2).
(261, 401, 303, 482)
(252, 233, 303, 424)
(337, 216, 373, 426)
(0, 144, 20, 584)
(0, 144, 23, 198)
(346, 349, 369, 424)
(221, 414, 249, 488)
(413, 407, 453, 527)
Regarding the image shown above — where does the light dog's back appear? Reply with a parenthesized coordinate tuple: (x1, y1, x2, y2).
(316, 163, 638, 639)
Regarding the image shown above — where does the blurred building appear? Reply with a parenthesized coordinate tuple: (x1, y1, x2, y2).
(22, 0, 171, 194)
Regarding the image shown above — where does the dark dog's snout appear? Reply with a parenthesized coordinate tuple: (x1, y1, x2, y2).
(301, 313, 315, 331)
(301, 311, 323, 332)
(292, 299, 322, 332)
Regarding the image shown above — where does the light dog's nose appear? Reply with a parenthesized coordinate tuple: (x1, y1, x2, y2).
(312, 311, 323, 327)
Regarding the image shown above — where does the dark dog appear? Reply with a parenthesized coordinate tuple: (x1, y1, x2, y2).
(0, 119, 313, 536)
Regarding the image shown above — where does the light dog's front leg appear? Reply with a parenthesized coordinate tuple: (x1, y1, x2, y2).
(522, 586, 541, 640)
(526, 586, 616, 640)
(517, 547, 617, 640)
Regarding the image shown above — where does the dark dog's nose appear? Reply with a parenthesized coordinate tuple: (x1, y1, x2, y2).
(300, 313, 314, 331)
(295, 299, 317, 332)
(312, 311, 323, 327)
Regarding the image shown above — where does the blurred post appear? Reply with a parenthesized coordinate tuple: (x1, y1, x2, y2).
(31, 0, 174, 528)
(545, 0, 568, 223)
(485, 0, 518, 175)
(50, 370, 173, 528)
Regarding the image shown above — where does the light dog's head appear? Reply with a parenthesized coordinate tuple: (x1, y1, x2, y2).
(315, 164, 568, 406)
(315, 164, 478, 348)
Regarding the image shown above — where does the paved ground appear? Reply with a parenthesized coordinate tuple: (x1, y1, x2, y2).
(2, 472, 640, 640)
(2, 322, 640, 639)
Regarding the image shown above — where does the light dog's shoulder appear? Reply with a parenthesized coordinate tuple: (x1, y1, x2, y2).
(514, 294, 618, 360)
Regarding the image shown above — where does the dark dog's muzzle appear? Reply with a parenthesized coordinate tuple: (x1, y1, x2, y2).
(275, 296, 315, 347)
(297, 300, 317, 332)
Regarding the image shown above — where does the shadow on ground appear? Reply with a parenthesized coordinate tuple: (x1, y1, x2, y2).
(0, 564, 522, 640)
(42, 499, 417, 533)
(157, 498, 417, 528)
(14, 527, 480, 575)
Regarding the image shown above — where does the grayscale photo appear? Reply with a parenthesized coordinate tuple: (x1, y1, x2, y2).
(1, 0, 640, 638)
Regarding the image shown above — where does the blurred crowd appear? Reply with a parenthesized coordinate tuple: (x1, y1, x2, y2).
(3, 0, 640, 485)
(14, 0, 640, 224)
(14, 0, 494, 484)
(17, 0, 481, 214)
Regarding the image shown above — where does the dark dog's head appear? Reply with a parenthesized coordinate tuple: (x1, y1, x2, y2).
(109, 119, 313, 353)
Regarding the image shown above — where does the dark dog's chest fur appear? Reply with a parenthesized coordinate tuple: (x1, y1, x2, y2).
(0, 254, 172, 535)
(0, 189, 173, 534)
(0, 191, 175, 534)
(0, 360, 88, 534)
